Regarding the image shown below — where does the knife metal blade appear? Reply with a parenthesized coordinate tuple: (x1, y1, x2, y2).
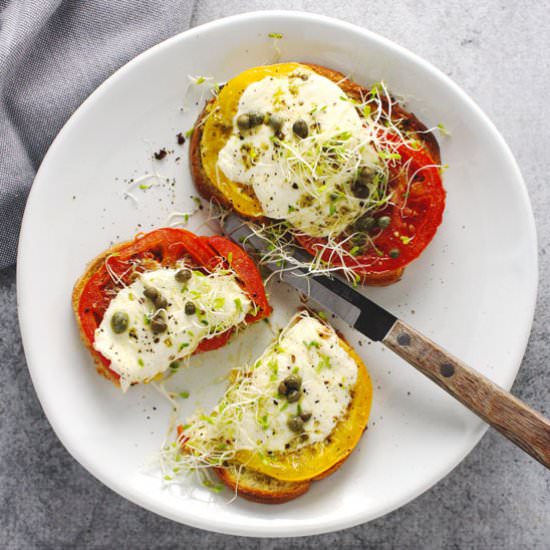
(222, 212, 550, 468)
(222, 212, 397, 341)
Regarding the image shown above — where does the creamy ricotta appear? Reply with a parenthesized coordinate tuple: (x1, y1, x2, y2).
(185, 314, 358, 454)
(217, 68, 379, 237)
(94, 267, 252, 391)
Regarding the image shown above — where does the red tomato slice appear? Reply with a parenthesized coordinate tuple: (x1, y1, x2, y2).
(77, 228, 270, 377)
(295, 143, 445, 279)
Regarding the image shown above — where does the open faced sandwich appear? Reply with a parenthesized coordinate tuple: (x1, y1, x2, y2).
(72, 228, 271, 391)
(168, 311, 372, 503)
(191, 62, 445, 285)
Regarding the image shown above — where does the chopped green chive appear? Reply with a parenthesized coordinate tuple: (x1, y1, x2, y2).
(305, 340, 320, 349)
(259, 414, 269, 430)
(317, 354, 331, 371)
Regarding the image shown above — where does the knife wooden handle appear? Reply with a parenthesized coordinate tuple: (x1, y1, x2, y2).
(383, 319, 550, 468)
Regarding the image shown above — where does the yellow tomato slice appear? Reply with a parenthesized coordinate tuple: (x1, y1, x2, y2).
(199, 62, 303, 217)
(234, 338, 373, 482)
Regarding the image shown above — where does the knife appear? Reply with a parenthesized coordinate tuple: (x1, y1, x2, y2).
(223, 213, 550, 468)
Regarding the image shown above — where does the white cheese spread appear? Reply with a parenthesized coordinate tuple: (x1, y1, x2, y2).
(185, 314, 358, 454)
(94, 267, 252, 391)
(218, 68, 379, 237)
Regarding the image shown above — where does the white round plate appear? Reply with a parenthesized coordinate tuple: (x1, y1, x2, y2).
(17, 11, 537, 538)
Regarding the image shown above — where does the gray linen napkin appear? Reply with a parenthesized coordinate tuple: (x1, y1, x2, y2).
(0, 0, 195, 269)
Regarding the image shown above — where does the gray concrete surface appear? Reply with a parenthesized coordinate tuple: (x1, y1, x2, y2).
(1, 1, 549, 548)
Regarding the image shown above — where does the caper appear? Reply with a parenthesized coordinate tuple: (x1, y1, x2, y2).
(284, 374, 302, 391)
(184, 301, 196, 315)
(377, 216, 391, 229)
(145, 286, 167, 310)
(151, 313, 167, 334)
(354, 215, 376, 232)
(268, 114, 283, 132)
(175, 268, 192, 283)
(287, 415, 305, 433)
(143, 286, 159, 302)
(155, 296, 167, 310)
(351, 181, 370, 199)
(287, 389, 301, 403)
(248, 111, 265, 127)
(236, 114, 251, 131)
(389, 248, 401, 259)
(111, 311, 129, 334)
(299, 411, 312, 422)
(352, 167, 375, 198)
(351, 233, 367, 247)
(292, 119, 308, 139)
(278, 381, 289, 395)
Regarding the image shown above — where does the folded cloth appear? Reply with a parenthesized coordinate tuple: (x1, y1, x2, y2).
(0, 0, 195, 269)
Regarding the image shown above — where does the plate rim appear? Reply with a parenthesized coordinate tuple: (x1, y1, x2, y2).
(16, 9, 538, 537)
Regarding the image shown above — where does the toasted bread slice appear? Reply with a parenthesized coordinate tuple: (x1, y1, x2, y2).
(190, 63, 440, 286)
(176, 313, 372, 503)
(73, 229, 270, 389)
(233, 333, 372, 483)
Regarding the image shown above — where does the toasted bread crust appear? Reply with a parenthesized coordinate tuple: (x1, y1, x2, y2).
(190, 63, 439, 286)
(214, 464, 311, 504)
(212, 455, 348, 503)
